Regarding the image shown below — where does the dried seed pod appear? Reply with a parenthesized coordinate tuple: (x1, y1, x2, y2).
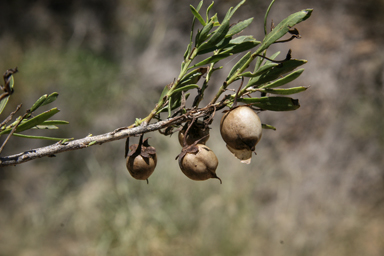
(220, 105, 262, 164)
(178, 120, 210, 146)
(177, 143, 221, 183)
(126, 135, 157, 183)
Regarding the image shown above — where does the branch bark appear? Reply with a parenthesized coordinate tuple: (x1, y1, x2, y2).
(0, 104, 222, 167)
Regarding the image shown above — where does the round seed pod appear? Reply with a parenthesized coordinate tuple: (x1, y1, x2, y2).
(127, 153, 157, 181)
(126, 136, 157, 183)
(178, 144, 221, 183)
(220, 105, 262, 164)
(178, 121, 210, 146)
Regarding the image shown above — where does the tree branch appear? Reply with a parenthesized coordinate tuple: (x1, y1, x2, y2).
(0, 104, 222, 167)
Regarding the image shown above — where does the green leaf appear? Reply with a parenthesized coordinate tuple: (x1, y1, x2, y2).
(184, 42, 192, 61)
(258, 9, 313, 52)
(220, 36, 261, 55)
(226, 18, 254, 38)
(238, 96, 300, 111)
(171, 84, 199, 95)
(158, 93, 190, 115)
(0, 75, 15, 115)
(206, 1, 215, 23)
(12, 133, 73, 141)
(29, 94, 48, 113)
(246, 59, 307, 88)
(42, 92, 59, 106)
(40, 120, 69, 125)
(32, 125, 59, 129)
(227, 52, 251, 80)
(229, 35, 257, 45)
(190, 53, 232, 69)
(197, 18, 230, 52)
(196, 37, 232, 55)
(0, 108, 60, 135)
(264, 0, 276, 35)
(259, 69, 304, 89)
(262, 123, 277, 130)
(190, 5, 206, 26)
(179, 67, 207, 86)
(258, 86, 308, 95)
(196, 20, 214, 46)
(29, 92, 59, 113)
(241, 62, 278, 77)
(158, 83, 171, 104)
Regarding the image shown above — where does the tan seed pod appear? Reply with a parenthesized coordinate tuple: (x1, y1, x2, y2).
(126, 136, 157, 183)
(220, 106, 262, 164)
(178, 144, 221, 183)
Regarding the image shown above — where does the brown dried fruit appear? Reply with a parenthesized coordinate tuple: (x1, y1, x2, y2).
(178, 120, 210, 146)
(220, 105, 262, 164)
(126, 135, 157, 183)
(177, 143, 221, 183)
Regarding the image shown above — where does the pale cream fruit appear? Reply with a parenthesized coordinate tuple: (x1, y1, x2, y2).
(179, 144, 221, 183)
(220, 106, 262, 164)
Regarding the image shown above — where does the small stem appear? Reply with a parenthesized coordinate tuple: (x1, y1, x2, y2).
(134, 48, 199, 127)
(210, 47, 264, 105)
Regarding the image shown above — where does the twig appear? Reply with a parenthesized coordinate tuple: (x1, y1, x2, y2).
(0, 103, 225, 167)
(0, 108, 29, 154)
(0, 103, 22, 128)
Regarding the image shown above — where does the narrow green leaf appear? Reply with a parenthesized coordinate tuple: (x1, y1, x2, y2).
(196, 20, 214, 45)
(229, 0, 246, 18)
(238, 96, 300, 111)
(159, 84, 170, 104)
(184, 42, 192, 61)
(262, 123, 277, 130)
(179, 67, 207, 86)
(32, 125, 59, 129)
(190, 5, 206, 26)
(30, 94, 48, 112)
(88, 141, 97, 146)
(253, 50, 281, 73)
(229, 35, 257, 45)
(42, 92, 59, 106)
(197, 19, 230, 52)
(259, 86, 308, 95)
(0, 108, 60, 135)
(241, 62, 278, 77)
(190, 53, 232, 69)
(12, 133, 72, 141)
(158, 93, 190, 114)
(226, 18, 254, 38)
(264, 0, 276, 35)
(171, 84, 199, 95)
(168, 96, 172, 117)
(258, 9, 313, 52)
(196, 0, 204, 12)
(40, 120, 69, 125)
(246, 59, 307, 88)
(228, 52, 251, 79)
(260, 69, 304, 89)
(196, 37, 232, 55)
(220, 40, 261, 55)
(206, 2, 215, 23)
(0, 75, 15, 115)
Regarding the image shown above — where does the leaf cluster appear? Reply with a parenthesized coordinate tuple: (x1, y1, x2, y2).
(144, 0, 312, 129)
(0, 69, 71, 144)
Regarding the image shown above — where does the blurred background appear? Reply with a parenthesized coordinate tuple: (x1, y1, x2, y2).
(0, 0, 383, 255)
